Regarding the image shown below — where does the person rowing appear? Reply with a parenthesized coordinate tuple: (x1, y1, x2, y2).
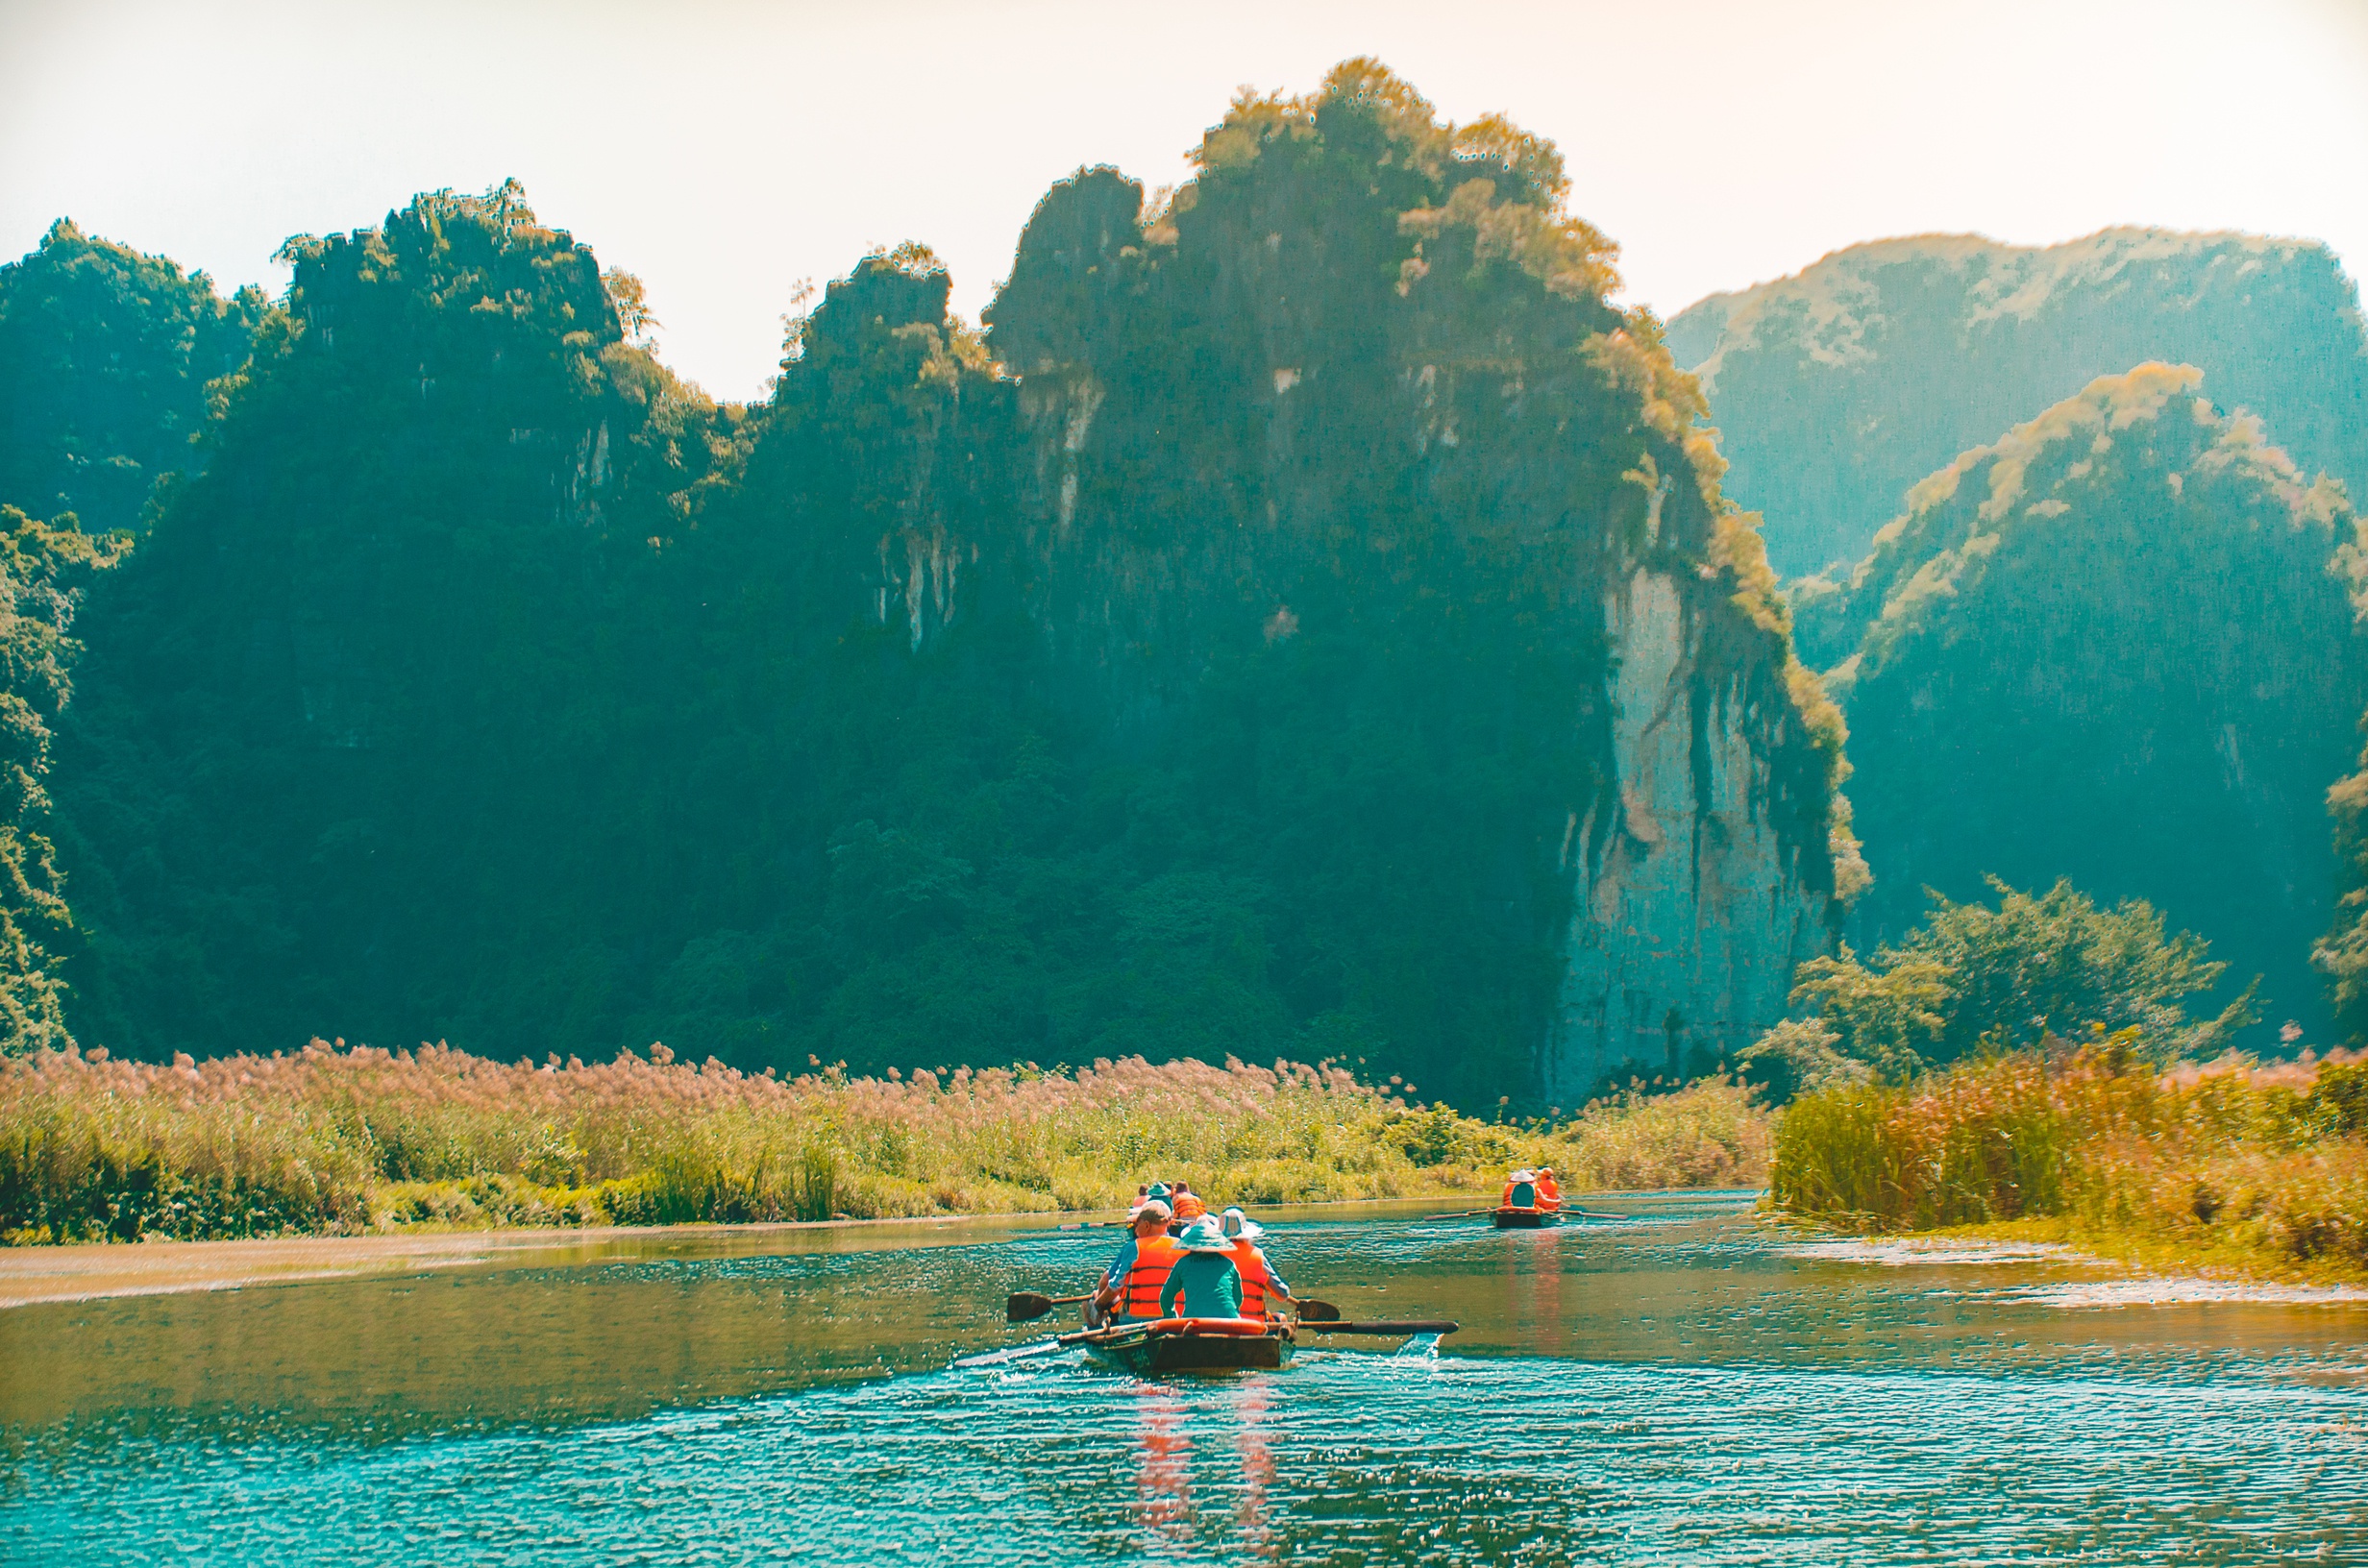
(1159, 1216, 1250, 1319)
(1219, 1206, 1291, 1319)
(1090, 1194, 1180, 1325)
(1535, 1166, 1563, 1212)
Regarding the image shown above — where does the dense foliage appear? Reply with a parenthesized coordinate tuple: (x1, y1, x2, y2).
(18, 67, 1841, 1108)
(0, 504, 126, 1055)
(0, 219, 263, 536)
(1790, 366, 2366, 1044)
(2316, 744, 2368, 1044)
(1669, 230, 2368, 576)
(49, 183, 740, 1069)
(0, 1040, 1768, 1242)
(1744, 877, 2244, 1095)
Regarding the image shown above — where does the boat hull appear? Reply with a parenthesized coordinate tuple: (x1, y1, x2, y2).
(1492, 1207, 1561, 1228)
(1083, 1319, 1295, 1376)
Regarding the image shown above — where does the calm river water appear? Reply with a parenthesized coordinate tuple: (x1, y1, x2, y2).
(4, 1190, 2364, 1564)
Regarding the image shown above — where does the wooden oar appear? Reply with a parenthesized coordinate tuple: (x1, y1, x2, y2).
(952, 1320, 1134, 1369)
(1293, 1297, 1341, 1322)
(951, 1337, 1068, 1369)
(1297, 1319, 1460, 1335)
(1006, 1291, 1093, 1323)
(1432, 1205, 1630, 1221)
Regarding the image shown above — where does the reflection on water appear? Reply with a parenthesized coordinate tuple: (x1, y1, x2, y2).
(6, 1191, 2367, 1564)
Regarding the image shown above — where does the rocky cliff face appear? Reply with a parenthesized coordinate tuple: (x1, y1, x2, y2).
(1549, 569, 1835, 1090)
(1670, 230, 2368, 576)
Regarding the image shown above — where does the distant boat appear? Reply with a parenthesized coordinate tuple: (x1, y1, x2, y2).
(1494, 1172, 1563, 1228)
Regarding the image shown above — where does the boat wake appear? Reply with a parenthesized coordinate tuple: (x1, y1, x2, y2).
(1777, 1237, 2095, 1267)
(2007, 1278, 2368, 1310)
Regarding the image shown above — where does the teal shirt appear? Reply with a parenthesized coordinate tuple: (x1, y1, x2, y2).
(1158, 1250, 1244, 1318)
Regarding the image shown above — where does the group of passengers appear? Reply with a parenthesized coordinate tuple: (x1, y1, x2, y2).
(1088, 1181, 1292, 1326)
(1501, 1166, 1562, 1212)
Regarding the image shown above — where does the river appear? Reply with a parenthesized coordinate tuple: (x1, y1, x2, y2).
(4, 1190, 2363, 1563)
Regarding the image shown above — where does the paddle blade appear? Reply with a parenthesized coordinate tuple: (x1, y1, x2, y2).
(1006, 1291, 1055, 1323)
(953, 1338, 1069, 1369)
(1295, 1298, 1341, 1322)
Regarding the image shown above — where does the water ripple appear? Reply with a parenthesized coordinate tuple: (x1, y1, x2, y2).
(11, 1349, 2367, 1565)
(6, 1194, 2367, 1563)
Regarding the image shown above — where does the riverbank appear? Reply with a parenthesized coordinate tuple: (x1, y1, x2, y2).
(0, 1209, 1089, 1309)
(1914, 1215, 2368, 1290)
(2, 1041, 1770, 1244)
(1768, 1043, 2368, 1286)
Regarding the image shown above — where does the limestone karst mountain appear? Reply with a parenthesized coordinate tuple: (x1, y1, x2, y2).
(1669, 230, 2368, 577)
(18, 64, 1845, 1104)
(1799, 362, 2365, 1042)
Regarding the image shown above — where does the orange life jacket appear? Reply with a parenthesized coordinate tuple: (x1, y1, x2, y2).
(1121, 1235, 1184, 1317)
(1505, 1179, 1538, 1210)
(1228, 1239, 1274, 1317)
(1172, 1192, 1208, 1222)
(1536, 1173, 1562, 1209)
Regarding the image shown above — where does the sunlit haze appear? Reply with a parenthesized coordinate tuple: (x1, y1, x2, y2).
(5, 0, 2365, 404)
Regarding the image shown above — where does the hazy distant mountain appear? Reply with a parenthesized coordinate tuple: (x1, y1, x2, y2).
(1668, 230, 2368, 576)
(1800, 362, 2365, 1042)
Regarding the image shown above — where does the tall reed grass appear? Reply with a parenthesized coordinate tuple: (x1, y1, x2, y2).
(0, 1041, 1771, 1243)
(1770, 1040, 2368, 1276)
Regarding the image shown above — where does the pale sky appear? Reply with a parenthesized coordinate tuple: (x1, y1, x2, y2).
(5, 0, 2365, 403)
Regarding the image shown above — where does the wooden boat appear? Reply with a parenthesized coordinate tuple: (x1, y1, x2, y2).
(1081, 1316, 1295, 1376)
(1493, 1174, 1563, 1228)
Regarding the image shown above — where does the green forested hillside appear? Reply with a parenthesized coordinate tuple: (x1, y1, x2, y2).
(0, 220, 263, 535)
(1669, 231, 2368, 576)
(51, 184, 741, 1066)
(26, 67, 1845, 1105)
(1799, 363, 2365, 1042)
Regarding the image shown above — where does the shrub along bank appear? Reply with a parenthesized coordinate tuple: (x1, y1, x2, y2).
(1769, 1036, 2368, 1280)
(0, 1041, 1770, 1243)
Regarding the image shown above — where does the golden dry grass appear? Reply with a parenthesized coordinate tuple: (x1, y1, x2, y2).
(1, 1041, 1772, 1242)
(1769, 1042, 2368, 1281)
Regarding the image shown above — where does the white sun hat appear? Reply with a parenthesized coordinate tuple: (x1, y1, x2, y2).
(1219, 1206, 1265, 1240)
